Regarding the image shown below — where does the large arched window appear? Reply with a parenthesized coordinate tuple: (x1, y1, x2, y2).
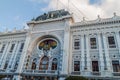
(39, 56, 49, 70)
(51, 58, 58, 70)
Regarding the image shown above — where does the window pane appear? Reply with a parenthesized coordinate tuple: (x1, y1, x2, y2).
(19, 43, 24, 52)
(0, 44, 5, 53)
(74, 61, 80, 71)
(40, 56, 49, 70)
(74, 39, 80, 50)
(92, 61, 99, 72)
(9, 44, 15, 52)
(108, 36, 116, 48)
(90, 38, 97, 49)
(112, 61, 120, 72)
(52, 58, 57, 70)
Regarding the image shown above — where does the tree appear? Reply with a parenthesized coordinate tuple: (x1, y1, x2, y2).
(65, 76, 88, 80)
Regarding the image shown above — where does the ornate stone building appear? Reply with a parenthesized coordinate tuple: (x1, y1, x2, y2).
(0, 10, 120, 80)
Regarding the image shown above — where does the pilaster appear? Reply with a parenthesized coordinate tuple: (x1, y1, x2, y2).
(115, 31, 120, 54)
(11, 41, 21, 69)
(83, 34, 91, 75)
(81, 34, 85, 72)
(61, 20, 70, 74)
(97, 33, 105, 76)
(102, 33, 112, 76)
(16, 33, 31, 74)
(8, 41, 19, 69)
(1, 42, 10, 69)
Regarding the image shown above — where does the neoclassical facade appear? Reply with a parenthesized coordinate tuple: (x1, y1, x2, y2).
(0, 10, 120, 80)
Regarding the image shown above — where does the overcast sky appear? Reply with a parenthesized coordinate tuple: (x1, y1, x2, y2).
(0, 0, 120, 31)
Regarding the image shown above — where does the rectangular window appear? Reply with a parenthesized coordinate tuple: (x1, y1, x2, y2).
(108, 36, 116, 48)
(92, 61, 99, 72)
(4, 60, 8, 69)
(90, 38, 97, 49)
(9, 44, 15, 52)
(0, 44, 6, 53)
(74, 61, 80, 71)
(74, 39, 80, 50)
(112, 61, 120, 72)
(19, 43, 24, 52)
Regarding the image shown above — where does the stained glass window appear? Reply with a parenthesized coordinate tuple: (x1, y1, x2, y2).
(39, 39, 57, 50)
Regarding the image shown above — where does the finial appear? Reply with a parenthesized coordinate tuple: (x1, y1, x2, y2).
(23, 26, 25, 29)
(98, 15, 100, 19)
(113, 12, 117, 17)
(13, 27, 16, 32)
(83, 17, 85, 21)
(5, 28, 8, 32)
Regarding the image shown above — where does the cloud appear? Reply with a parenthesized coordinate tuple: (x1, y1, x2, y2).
(47, 0, 120, 22)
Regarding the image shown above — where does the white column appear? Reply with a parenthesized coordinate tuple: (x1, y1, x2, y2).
(102, 33, 111, 71)
(11, 41, 21, 69)
(115, 32, 120, 53)
(61, 21, 70, 74)
(8, 41, 19, 69)
(69, 33, 73, 74)
(17, 35, 31, 74)
(85, 34, 91, 71)
(81, 34, 85, 71)
(98, 33, 104, 71)
(0, 43, 2, 59)
(1, 42, 10, 69)
(0, 43, 5, 65)
(62, 31, 69, 74)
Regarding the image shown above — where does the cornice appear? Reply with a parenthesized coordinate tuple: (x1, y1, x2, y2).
(0, 30, 28, 37)
(71, 15, 120, 28)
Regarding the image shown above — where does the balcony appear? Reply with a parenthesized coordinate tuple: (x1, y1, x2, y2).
(0, 69, 16, 75)
(0, 69, 6, 73)
(22, 70, 58, 76)
(112, 72, 120, 76)
(71, 71, 81, 75)
(91, 71, 101, 75)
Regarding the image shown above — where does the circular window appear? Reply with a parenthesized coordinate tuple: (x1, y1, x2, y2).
(38, 39, 57, 50)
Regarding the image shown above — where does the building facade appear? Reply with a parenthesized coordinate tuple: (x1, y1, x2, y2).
(0, 10, 120, 80)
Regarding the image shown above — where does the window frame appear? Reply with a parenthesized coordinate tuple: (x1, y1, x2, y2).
(0, 44, 6, 53)
(92, 61, 99, 72)
(107, 36, 116, 48)
(9, 43, 15, 53)
(90, 37, 97, 49)
(112, 60, 120, 72)
(51, 58, 58, 70)
(73, 61, 80, 71)
(73, 35, 81, 50)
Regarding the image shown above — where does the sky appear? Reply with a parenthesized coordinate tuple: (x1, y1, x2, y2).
(0, 0, 120, 31)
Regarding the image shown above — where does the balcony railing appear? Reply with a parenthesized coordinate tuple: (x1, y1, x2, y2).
(91, 71, 101, 75)
(71, 71, 81, 75)
(22, 70, 58, 75)
(0, 69, 16, 74)
(0, 69, 6, 72)
(112, 72, 120, 76)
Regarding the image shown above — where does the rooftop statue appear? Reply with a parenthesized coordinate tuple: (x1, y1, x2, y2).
(34, 9, 70, 21)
